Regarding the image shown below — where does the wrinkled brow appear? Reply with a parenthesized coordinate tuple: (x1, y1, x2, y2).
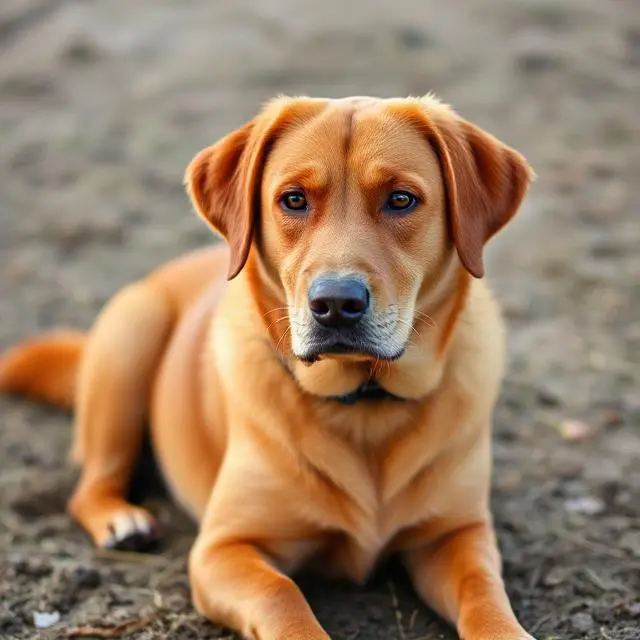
(359, 164, 430, 196)
(271, 163, 331, 194)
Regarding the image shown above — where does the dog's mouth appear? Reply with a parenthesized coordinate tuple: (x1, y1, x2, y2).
(295, 339, 405, 364)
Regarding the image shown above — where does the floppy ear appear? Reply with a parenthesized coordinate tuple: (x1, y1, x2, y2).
(185, 113, 285, 280)
(395, 97, 535, 278)
(186, 97, 330, 280)
(185, 101, 287, 279)
(185, 123, 256, 279)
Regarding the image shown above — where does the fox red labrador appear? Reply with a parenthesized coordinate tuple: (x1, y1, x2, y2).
(0, 94, 535, 639)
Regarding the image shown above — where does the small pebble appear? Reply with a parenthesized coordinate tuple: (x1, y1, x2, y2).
(396, 27, 431, 51)
(13, 558, 52, 579)
(558, 419, 595, 442)
(543, 566, 568, 587)
(536, 384, 562, 407)
(72, 566, 101, 589)
(564, 496, 605, 515)
(33, 611, 60, 629)
(601, 409, 624, 428)
(571, 612, 594, 633)
(514, 30, 565, 74)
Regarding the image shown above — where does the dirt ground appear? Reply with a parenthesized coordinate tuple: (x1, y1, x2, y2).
(0, 1, 638, 639)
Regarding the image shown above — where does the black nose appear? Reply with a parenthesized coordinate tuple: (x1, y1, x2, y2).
(308, 277, 370, 329)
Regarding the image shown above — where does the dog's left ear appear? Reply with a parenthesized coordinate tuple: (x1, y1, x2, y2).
(395, 97, 535, 278)
(185, 97, 322, 280)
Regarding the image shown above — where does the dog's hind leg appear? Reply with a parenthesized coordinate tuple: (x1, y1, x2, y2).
(68, 281, 175, 550)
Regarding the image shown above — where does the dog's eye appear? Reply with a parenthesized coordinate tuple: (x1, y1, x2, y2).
(280, 191, 308, 213)
(384, 191, 418, 213)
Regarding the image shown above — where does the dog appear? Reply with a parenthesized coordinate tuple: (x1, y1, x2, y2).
(0, 94, 535, 639)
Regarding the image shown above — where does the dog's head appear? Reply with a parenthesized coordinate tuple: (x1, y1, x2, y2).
(186, 95, 533, 371)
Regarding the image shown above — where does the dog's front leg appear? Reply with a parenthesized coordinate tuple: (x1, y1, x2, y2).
(403, 520, 535, 640)
(189, 539, 329, 640)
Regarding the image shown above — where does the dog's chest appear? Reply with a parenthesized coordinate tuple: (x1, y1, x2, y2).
(314, 489, 421, 584)
(306, 460, 428, 584)
(294, 405, 437, 582)
(267, 496, 411, 583)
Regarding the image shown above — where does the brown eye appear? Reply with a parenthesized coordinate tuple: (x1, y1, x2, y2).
(280, 190, 308, 213)
(384, 190, 418, 213)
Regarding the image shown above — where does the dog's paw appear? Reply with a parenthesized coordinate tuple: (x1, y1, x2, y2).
(69, 490, 160, 552)
(102, 508, 159, 551)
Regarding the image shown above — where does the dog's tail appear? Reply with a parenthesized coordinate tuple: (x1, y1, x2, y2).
(0, 331, 86, 409)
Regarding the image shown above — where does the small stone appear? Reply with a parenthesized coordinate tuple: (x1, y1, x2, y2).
(543, 566, 568, 586)
(162, 592, 189, 613)
(13, 558, 52, 579)
(515, 31, 565, 74)
(33, 610, 61, 629)
(0, 611, 20, 633)
(396, 27, 431, 51)
(564, 496, 605, 515)
(554, 462, 583, 480)
(536, 384, 562, 407)
(72, 567, 101, 589)
(601, 409, 624, 428)
(558, 419, 596, 442)
(571, 612, 594, 633)
(63, 39, 101, 65)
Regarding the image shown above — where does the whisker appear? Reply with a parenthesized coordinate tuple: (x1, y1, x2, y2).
(275, 325, 292, 354)
(372, 354, 381, 378)
(414, 312, 437, 329)
(397, 318, 421, 338)
(390, 304, 437, 330)
(262, 307, 291, 319)
(266, 315, 289, 332)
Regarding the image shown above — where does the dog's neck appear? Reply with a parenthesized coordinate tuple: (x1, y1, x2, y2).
(244, 252, 470, 404)
(326, 378, 407, 405)
(275, 356, 408, 405)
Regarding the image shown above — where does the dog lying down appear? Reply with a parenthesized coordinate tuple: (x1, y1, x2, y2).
(0, 94, 536, 639)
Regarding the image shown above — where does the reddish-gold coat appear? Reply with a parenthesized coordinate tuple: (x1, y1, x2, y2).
(0, 95, 535, 640)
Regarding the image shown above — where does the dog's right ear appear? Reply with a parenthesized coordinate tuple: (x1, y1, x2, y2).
(185, 120, 261, 280)
(185, 97, 326, 280)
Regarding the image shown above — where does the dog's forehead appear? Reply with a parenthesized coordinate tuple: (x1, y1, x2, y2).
(270, 99, 422, 158)
(265, 98, 434, 179)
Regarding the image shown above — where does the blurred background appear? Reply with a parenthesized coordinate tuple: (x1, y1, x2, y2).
(0, 1, 638, 639)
